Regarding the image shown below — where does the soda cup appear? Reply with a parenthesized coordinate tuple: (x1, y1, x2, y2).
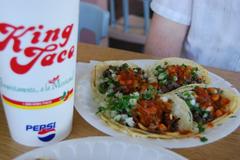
(0, 0, 79, 146)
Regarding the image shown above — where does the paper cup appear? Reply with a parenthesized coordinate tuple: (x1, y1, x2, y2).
(0, 0, 79, 146)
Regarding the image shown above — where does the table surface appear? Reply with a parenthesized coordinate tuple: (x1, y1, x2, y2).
(0, 43, 239, 160)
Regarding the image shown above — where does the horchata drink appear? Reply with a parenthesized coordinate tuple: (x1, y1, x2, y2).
(0, 0, 79, 146)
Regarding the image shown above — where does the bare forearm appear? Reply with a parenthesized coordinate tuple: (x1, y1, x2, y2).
(144, 14, 189, 58)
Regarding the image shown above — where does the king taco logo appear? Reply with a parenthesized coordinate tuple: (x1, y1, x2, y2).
(0, 23, 75, 75)
(26, 122, 56, 142)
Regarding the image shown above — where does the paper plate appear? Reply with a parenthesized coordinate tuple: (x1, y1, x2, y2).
(15, 136, 187, 160)
(75, 60, 240, 148)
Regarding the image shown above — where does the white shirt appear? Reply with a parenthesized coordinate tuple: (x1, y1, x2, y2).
(151, 0, 240, 72)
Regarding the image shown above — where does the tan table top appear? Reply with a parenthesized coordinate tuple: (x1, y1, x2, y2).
(0, 43, 239, 160)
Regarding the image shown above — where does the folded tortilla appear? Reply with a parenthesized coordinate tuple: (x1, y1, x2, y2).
(147, 57, 211, 93)
(173, 84, 240, 130)
(98, 93, 198, 139)
(91, 60, 144, 102)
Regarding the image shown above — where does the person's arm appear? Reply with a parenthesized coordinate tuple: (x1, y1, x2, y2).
(144, 13, 189, 58)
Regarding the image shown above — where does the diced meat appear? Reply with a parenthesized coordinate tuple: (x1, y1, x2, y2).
(132, 98, 179, 133)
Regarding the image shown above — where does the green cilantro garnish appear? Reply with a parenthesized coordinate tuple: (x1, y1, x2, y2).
(96, 106, 107, 114)
(200, 136, 208, 142)
(154, 65, 169, 85)
(121, 63, 129, 70)
(193, 67, 198, 71)
(155, 65, 164, 73)
(218, 89, 224, 94)
(191, 67, 199, 79)
(101, 93, 139, 116)
(198, 123, 205, 133)
(98, 82, 108, 94)
(158, 72, 168, 80)
(142, 85, 157, 100)
(107, 92, 115, 97)
(181, 64, 187, 67)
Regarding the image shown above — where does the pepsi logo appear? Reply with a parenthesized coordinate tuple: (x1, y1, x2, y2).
(38, 128, 56, 142)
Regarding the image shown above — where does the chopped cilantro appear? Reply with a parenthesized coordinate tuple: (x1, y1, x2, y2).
(186, 100, 196, 109)
(108, 65, 118, 72)
(121, 63, 129, 70)
(181, 91, 193, 100)
(96, 106, 107, 114)
(172, 76, 178, 82)
(107, 92, 115, 97)
(98, 73, 119, 95)
(218, 89, 224, 94)
(154, 65, 171, 85)
(160, 79, 168, 85)
(105, 94, 139, 116)
(193, 67, 198, 71)
(200, 136, 208, 142)
(142, 85, 157, 100)
(158, 72, 168, 80)
(179, 91, 212, 125)
(155, 65, 165, 72)
(181, 64, 187, 67)
(198, 123, 205, 133)
(191, 67, 199, 79)
(98, 82, 108, 94)
(191, 71, 197, 79)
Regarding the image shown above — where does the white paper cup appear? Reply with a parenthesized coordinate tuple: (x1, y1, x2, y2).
(0, 0, 79, 146)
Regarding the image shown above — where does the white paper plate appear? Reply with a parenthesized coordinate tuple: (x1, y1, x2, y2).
(75, 60, 240, 148)
(15, 136, 187, 160)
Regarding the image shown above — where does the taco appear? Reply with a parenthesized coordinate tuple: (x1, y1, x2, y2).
(174, 84, 239, 133)
(91, 60, 239, 139)
(91, 61, 148, 101)
(147, 57, 210, 94)
(97, 86, 197, 139)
